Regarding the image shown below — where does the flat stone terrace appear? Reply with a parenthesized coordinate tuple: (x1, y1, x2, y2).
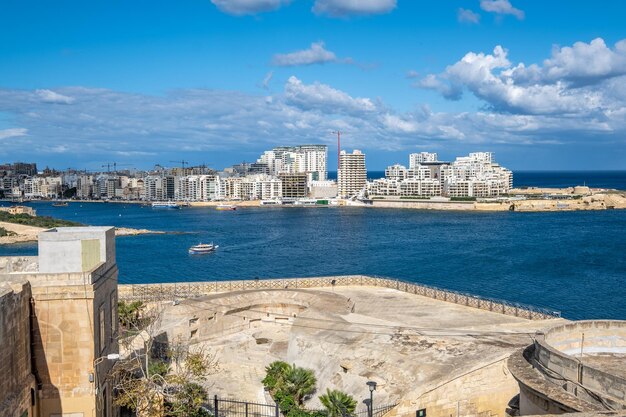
(118, 275, 561, 320)
(149, 285, 566, 407)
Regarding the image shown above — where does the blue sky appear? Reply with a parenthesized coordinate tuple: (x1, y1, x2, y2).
(1, 0, 626, 171)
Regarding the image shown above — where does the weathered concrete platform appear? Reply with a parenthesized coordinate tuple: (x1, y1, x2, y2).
(149, 285, 565, 417)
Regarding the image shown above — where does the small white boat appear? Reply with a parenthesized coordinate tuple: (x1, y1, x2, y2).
(216, 204, 237, 211)
(188, 243, 219, 254)
(151, 201, 180, 209)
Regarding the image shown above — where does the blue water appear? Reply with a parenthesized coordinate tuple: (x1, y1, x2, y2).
(1, 197, 625, 320)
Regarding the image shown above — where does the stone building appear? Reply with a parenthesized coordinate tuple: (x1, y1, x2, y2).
(0, 227, 119, 417)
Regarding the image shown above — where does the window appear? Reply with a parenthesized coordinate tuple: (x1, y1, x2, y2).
(110, 291, 117, 340)
(99, 304, 106, 353)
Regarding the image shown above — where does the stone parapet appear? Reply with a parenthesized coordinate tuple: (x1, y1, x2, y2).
(118, 275, 561, 320)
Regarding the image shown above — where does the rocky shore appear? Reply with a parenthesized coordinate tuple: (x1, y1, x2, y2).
(0, 222, 164, 245)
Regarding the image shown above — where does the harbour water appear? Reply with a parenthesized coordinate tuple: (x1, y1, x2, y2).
(1, 171, 625, 320)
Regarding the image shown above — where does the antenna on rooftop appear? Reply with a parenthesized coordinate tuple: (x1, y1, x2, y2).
(332, 131, 341, 173)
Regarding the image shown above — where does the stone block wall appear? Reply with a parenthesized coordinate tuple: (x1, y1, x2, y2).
(386, 357, 517, 417)
(0, 280, 37, 417)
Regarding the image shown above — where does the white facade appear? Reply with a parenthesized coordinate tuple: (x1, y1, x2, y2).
(258, 145, 327, 181)
(409, 152, 438, 169)
(369, 151, 512, 198)
(338, 150, 366, 198)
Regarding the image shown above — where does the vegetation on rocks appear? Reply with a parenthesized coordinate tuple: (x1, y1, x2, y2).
(0, 227, 16, 237)
(0, 211, 81, 228)
(319, 389, 357, 417)
(262, 361, 357, 417)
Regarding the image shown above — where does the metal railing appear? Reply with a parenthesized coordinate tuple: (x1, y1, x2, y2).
(307, 403, 398, 417)
(209, 396, 279, 417)
(207, 396, 396, 417)
(118, 274, 561, 320)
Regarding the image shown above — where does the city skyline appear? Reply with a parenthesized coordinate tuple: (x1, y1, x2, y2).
(1, 1, 626, 170)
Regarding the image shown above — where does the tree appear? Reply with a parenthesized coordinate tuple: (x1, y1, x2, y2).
(284, 364, 317, 406)
(118, 300, 145, 329)
(112, 303, 219, 417)
(262, 361, 290, 394)
(319, 389, 357, 417)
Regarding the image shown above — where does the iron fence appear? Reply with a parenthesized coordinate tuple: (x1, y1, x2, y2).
(307, 403, 398, 417)
(208, 396, 279, 417)
(206, 397, 397, 417)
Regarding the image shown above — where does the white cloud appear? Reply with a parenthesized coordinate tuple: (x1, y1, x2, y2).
(0, 73, 624, 164)
(261, 71, 274, 89)
(509, 38, 626, 86)
(479, 0, 524, 20)
(417, 39, 626, 116)
(0, 128, 28, 140)
(312, 0, 396, 17)
(284, 76, 377, 114)
(457, 8, 480, 24)
(272, 42, 339, 66)
(210, 0, 290, 15)
(35, 89, 75, 104)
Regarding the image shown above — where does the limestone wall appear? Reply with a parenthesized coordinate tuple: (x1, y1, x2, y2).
(370, 200, 478, 211)
(534, 321, 626, 405)
(0, 280, 37, 417)
(386, 356, 517, 417)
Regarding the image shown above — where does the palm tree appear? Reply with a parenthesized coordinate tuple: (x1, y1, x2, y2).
(262, 361, 291, 393)
(284, 364, 317, 405)
(319, 389, 357, 417)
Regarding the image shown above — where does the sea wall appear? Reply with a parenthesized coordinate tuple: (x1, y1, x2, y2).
(118, 275, 560, 320)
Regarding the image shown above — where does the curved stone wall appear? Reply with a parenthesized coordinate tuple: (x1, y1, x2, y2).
(534, 320, 626, 406)
(511, 320, 626, 415)
(157, 288, 353, 343)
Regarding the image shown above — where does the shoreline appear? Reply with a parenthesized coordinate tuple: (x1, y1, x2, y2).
(0, 221, 164, 245)
(2, 187, 626, 213)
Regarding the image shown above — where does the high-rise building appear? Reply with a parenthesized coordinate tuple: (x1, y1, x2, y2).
(338, 150, 366, 198)
(258, 145, 327, 182)
(409, 152, 438, 169)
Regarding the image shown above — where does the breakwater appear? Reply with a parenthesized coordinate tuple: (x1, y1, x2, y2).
(118, 275, 561, 320)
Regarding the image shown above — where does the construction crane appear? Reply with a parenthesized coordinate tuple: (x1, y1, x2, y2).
(169, 160, 189, 174)
(101, 162, 131, 173)
(169, 160, 189, 169)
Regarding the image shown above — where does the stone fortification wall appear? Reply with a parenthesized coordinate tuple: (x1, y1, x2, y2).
(118, 275, 560, 320)
(533, 321, 626, 406)
(370, 200, 479, 210)
(386, 356, 517, 417)
(0, 280, 37, 417)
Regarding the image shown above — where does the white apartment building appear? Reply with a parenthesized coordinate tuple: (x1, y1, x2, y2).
(338, 150, 366, 198)
(444, 152, 512, 197)
(409, 152, 438, 169)
(385, 164, 408, 181)
(257, 145, 327, 182)
(368, 152, 512, 198)
(177, 175, 221, 201)
(23, 177, 62, 199)
(309, 180, 338, 199)
(143, 176, 164, 201)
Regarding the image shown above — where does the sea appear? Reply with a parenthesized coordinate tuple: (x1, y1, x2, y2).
(1, 171, 625, 321)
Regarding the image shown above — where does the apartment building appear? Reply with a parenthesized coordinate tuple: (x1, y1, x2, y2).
(338, 150, 366, 198)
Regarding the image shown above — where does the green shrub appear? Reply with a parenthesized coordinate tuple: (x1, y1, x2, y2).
(0, 211, 81, 228)
(0, 227, 16, 237)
